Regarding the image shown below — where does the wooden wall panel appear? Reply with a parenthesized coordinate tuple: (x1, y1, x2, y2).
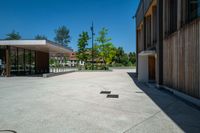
(197, 20, 200, 97)
(35, 51, 49, 74)
(178, 28, 185, 92)
(199, 21, 200, 98)
(163, 20, 200, 99)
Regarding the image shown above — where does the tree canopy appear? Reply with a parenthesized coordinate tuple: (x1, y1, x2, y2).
(54, 26, 71, 47)
(5, 30, 21, 40)
(35, 35, 47, 40)
(96, 28, 116, 66)
(77, 32, 90, 62)
(98, 43, 116, 65)
(96, 28, 111, 44)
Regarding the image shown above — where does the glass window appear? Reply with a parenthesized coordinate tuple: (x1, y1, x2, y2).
(164, 0, 178, 37)
(30, 51, 35, 74)
(189, 0, 200, 20)
(181, 0, 200, 25)
(10, 47, 17, 75)
(0, 46, 6, 75)
(25, 50, 31, 75)
(170, 0, 178, 33)
(18, 48, 25, 75)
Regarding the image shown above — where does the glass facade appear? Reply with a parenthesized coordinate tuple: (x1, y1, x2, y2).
(189, 0, 200, 21)
(1, 45, 51, 76)
(10, 47, 36, 75)
(10, 47, 17, 74)
(0, 46, 6, 76)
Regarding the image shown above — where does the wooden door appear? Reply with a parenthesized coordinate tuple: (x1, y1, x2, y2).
(148, 56, 155, 81)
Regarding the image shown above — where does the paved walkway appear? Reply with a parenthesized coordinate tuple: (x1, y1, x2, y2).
(0, 69, 199, 133)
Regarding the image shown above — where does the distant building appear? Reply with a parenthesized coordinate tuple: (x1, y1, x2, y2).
(68, 52, 84, 67)
(135, 0, 200, 99)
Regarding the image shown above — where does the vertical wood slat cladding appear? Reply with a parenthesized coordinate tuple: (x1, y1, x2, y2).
(199, 21, 200, 98)
(163, 19, 200, 98)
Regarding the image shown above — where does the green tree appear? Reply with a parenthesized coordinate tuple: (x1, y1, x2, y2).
(121, 53, 130, 66)
(54, 26, 71, 47)
(96, 28, 111, 44)
(5, 30, 21, 40)
(96, 28, 116, 68)
(98, 43, 116, 66)
(129, 52, 136, 65)
(35, 35, 47, 40)
(77, 32, 90, 63)
(114, 47, 125, 64)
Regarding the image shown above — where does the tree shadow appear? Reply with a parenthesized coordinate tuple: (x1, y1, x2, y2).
(127, 72, 200, 133)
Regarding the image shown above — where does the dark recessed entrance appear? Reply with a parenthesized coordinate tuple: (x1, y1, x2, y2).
(148, 56, 156, 81)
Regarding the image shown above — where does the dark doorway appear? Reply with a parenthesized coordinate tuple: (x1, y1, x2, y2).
(148, 56, 155, 81)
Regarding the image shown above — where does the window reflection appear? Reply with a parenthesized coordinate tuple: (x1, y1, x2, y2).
(25, 50, 31, 74)
(10, 47, 36, 75)
(18, 48, 25, 75)
(0, 46, 6, 75)
(31, 51, 35, 74)
(189, 0, 200, 20)
(10, 47, 17, 75)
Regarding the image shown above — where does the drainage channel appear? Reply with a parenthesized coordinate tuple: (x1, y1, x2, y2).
(100, 91, 119, 98)
(107, 94, 119, 98)
(100, 91, 111, 94)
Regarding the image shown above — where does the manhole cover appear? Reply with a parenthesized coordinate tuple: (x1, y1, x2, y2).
(107, 94, 119, 98)
(100, 91, 111, 94)
(0, 130, 17, 133)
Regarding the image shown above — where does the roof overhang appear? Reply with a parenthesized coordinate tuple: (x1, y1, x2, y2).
(139, 50, 156, 56)
(0, 40, 73, 54)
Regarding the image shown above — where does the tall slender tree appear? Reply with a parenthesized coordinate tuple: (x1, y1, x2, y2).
(77, 32, 90, 64)
(96, 28, 111, 44)
(96, 28, 116, 67)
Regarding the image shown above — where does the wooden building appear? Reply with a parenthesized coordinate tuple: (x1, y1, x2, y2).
(136, 0, 200, 99)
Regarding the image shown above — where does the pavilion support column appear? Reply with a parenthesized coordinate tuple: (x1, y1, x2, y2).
(5, 46, 11, 77)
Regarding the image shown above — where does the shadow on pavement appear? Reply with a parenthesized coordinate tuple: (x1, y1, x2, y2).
(127, 72, 200, 133)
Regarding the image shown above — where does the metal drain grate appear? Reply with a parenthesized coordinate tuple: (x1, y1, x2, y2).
(135, 91, 144, 93)
(100, 91, 111, 94)
(107, 94, 119, 98)
(0, 130, 17, 133)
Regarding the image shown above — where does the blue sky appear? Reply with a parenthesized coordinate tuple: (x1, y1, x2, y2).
(0, 0, 139, 52)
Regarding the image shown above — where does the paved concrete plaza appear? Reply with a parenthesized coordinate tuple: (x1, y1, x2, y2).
(0, 69, 200, 133)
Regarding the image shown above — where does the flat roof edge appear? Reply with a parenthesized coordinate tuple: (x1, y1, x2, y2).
(0, 40, 46, 45)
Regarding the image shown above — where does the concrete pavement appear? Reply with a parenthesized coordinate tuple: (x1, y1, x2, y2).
(0, 69, 199, 133)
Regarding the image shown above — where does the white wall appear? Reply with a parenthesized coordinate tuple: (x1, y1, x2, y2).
(138, 55, 149, 82)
